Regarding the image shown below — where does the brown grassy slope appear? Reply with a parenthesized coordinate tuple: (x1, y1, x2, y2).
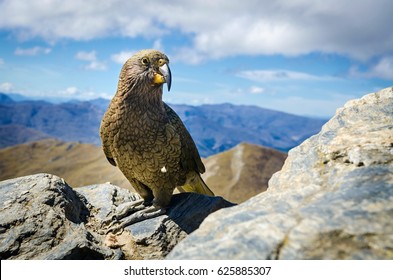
(0, 138, 132, 191)
(0, 139, 287, 203)
(202, 142, 287, 203)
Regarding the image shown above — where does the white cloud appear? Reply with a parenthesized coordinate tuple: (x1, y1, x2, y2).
(260, 94, 356, 117)
(0, 0, 164, 40)
(1, 0, 392, 62)
(111, 50, 136, 64)
(84, 60, 107, 71)
(153, 39, 163, 51)
(171, 47, 206, 65)
(0, 82, 14, 92)
(14, 46, 51, 56)
(111, 40, 164, 65)
(75, 50, 97, 61)
(60, 86, 79, 96)
(237, 69, 336, 82)
(368, 57, 393, 80)
(57, 86, 111, 99)
(164, 91, 214, 106)
(75, 50, 106, 70)
(249, 86, 265, 94)
(350, 56, 393, 80)
(0, 58, 4, 65)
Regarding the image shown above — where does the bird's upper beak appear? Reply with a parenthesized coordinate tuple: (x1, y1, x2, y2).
(159, 63, 172, 92)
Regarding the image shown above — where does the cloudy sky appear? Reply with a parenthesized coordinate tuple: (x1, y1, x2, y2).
(0, 0, 392, 117)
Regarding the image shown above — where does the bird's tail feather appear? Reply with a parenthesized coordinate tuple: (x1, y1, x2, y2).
(177, 173, 214, 196)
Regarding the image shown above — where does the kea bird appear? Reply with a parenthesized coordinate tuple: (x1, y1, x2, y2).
(100, 49, 214, 233)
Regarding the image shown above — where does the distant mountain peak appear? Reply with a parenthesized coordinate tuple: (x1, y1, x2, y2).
(202, 142, 287, 203)
(0, 93, 15, 103)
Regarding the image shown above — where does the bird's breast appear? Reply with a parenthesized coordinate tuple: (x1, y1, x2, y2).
(114, 104, 169, 152)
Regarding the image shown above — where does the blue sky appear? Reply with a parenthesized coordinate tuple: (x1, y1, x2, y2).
(0, 0, 392, 117)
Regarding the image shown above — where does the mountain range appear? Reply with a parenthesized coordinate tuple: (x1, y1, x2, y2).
(0, 138, 286, 203)
(0, 93, 327, 156)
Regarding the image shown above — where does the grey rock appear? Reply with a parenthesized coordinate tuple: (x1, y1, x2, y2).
(126, 193, 235, 259)
(0, 174, 234, 260)
(167, 87, 393, 260)
(0, 173, 121, 260)
(77, 184, 235, 259)
(76, 183, 141, 221)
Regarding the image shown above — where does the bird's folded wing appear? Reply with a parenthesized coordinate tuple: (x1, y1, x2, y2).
(99, 108, 117, 167)
(164, 103, 205, 174)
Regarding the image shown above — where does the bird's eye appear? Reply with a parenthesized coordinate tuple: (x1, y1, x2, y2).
(158, 59, 165, 66)
(141, 57, 150, 65)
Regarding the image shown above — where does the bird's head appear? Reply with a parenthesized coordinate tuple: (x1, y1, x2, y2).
(120, 49, 172, 95)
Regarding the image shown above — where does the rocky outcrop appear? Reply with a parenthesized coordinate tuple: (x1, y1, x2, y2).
(78, 184, 234, 259)
(0, 174, 120, 260)
(168, 87, 393, 259)
(0, 174, 234, 259)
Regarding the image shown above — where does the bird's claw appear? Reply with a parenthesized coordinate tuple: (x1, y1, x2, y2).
(101, 214, 117, 228)
(98, 204, 166, 235)
(99, 216, 121, 235)
(99, 217, 124, 235)
(98, 199, 151, 235)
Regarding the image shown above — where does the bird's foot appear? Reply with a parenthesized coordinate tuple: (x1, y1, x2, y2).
(99, 199, 166, 235)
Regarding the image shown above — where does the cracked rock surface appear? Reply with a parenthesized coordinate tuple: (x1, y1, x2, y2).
(78, 184, 234, 259)
(167, 87, 393, 260)
(0, 174, 122, 260)
(0, 174, 234, 259)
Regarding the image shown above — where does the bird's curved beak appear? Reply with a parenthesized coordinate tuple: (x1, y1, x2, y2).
(159, 63, 172, 92)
